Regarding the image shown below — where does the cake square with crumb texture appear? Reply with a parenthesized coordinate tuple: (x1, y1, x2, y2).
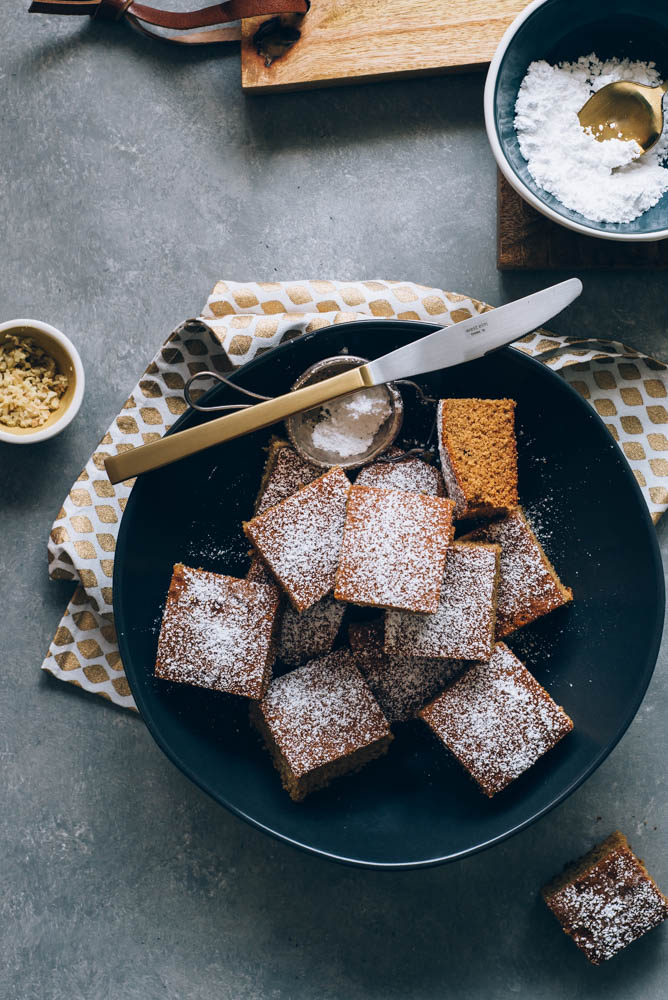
(244, 466, 350, 612)
(355, 452, 445, 497)
(254, 438, 323, 515)
(438, 398, 518, 519)
(542, 831, 668, 964)
(155, 563, 280, 699)
(460, 507, 572, 637)
(384, 541, 500, 661)
(419, 643, 573, 796)
(334, 485, 455, 613)
(278, 594, 346, 667)
(251, 649, 393, 801)
(349, 622, 462, 723)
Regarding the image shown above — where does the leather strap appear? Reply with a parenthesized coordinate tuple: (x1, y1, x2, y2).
(29, 0, 309, 45)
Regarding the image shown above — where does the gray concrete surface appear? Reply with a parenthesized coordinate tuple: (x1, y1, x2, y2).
(2, 10, 667, 1000)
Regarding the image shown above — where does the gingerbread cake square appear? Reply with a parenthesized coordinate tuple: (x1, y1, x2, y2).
(334, 485, 455, 613)
(419, 643, 573, 796)
(384, 541, 500, 662)
(155, 563, 280, 699)
(542, 831, 668, 964)
(244, 466, 350, 612)
(278, 594, 346, 667)
(251, 649, 393, 801)
(349, 622, 462, 723)
(438, 398, 518, 519)
(460, 507, 572, 637)
(255, 438, 322, 515)
(355, 451, 445, 497)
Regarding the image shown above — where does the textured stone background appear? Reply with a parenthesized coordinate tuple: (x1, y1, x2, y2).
(1, 11, 667, 999)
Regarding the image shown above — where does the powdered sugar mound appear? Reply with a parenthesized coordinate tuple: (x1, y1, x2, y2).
(260, 650, 391, 776)
(310, 387, 392, 459)
(420, 643, 572, 795)
(514, 54, 668, 223)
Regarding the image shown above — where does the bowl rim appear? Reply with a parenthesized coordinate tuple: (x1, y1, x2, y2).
(114, 319, 665, 870)
(0, 318, 85, 444)
(483, 0, 668, 243)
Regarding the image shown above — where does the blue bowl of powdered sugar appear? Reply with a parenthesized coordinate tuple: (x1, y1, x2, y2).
(484, 0, 668, 240)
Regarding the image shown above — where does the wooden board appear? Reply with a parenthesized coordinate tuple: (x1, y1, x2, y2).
(241, 0, 528, 93)
(497, 173, 668, 270)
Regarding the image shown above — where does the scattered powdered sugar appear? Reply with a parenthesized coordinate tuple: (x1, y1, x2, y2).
(255, 442, 322, 515)
(355, 453, 445, 496)
(349, 622, 462, 722)
(155, 565, 279, 698)
(548, 847, 668, 963)
(335, 485, 454, 613)
(245, 467, 350, 611)
(384, 542, 499, 661)
(515, 54, 668, 224)
(260, 649, 391, 776)
(278, 594, 346, 666)
(420, 643, 572, 796)
(461, 508, 571, 638)
(309, 387, 393, 459)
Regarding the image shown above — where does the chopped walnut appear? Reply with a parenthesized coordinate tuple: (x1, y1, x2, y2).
(0, 334, 69, 428)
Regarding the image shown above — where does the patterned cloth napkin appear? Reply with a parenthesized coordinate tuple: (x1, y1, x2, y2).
(42, 279, 668, 711)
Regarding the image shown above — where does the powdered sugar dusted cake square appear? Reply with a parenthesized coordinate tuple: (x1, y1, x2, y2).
(419, 643, 572, 796)
(334, 485, 455, 613)
(278, 595, 346, 667)
(438, 398, 518, 519)
(349, 621, 462, 723)
(355, 452, 445, 497)
(542, 831, 668, 964)
(155, 563, 280, 700)
(460, 507, 572, 637)
(251, 649, 393, 801)
(244, 466, 350, 612)
(246, 552, 280, 595)
(255, 438, 322, 515)
(384, 541, 500, 662)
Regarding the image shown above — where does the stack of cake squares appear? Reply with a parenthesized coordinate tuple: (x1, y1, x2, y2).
(156, 397, 575, 803)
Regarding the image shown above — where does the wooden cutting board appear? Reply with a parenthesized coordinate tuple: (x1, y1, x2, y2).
(241, 0, 528, 93)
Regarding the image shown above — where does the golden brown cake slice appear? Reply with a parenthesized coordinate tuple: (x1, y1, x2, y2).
(278, 595, 346, 667)
(349, 621, 463, 723)
(243, 466, 350, 612)
(384, 541, 500, 661)
(542, 831, 668, 964)
(355, 452, 445, 496)
(255, 437, 323, 515)
(438, 398, 518, 519)
(419, 643, 573, 796)
(251, 649, 393, 801)
(460, 507, 572, 637)
(155, 563, 280, 700)
(334, 485, 455, 613)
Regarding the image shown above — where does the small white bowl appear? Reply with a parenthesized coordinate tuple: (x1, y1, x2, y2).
(0, 319, 85, 444)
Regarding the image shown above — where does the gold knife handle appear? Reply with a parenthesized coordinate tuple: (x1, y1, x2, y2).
(105, 364, 373, 485)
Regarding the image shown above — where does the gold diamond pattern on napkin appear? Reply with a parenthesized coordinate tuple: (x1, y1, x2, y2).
(41, 280, 667, 711)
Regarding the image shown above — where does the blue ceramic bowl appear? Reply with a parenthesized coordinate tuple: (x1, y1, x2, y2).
(484, 0, 668, 241)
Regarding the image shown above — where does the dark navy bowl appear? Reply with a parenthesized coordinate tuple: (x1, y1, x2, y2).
(484, 0, 668, 241)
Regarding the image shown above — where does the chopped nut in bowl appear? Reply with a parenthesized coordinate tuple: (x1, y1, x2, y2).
(0, 319, 85, 444)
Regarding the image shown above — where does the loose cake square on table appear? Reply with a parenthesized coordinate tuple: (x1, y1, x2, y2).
(155, 563, 280, 700)
(355, 451, 445, 497)
(349, 621, 463, 723)
(438, 398, 518, 519)
(334, 484, 455, 613)
(542, 831, 668, 964)
(460, 506, 572, 637)
(244, 466, 350, 612)
(251, 649, 393, 801)
(384, 541, 500, 662)
(419, 643, 573, 797)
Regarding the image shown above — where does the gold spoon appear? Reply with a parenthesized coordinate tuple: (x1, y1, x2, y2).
(578, 79, 668, 155)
